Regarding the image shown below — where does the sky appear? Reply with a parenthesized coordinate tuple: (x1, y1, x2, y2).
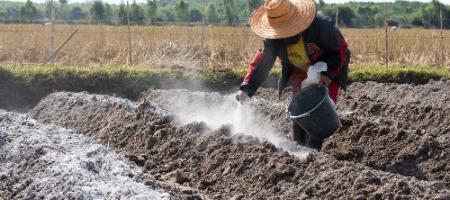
(2, 0, 449, 5)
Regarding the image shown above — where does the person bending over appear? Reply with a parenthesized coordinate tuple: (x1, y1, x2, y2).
(236, 0, 350, 150)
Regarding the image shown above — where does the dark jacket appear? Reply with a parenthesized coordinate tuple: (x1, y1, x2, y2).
(240, 12, 351, 97)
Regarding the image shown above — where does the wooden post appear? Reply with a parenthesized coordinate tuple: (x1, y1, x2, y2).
(335, 8, 339, 27)
(46, 29, 79, 63)
(200, 25, 205, 68)
(440, 9, 444, 67)
(200, 24, 204, 48)
(49, 0, 56, 63)
(375, 35, 379, 56)
(126, 0, 132, 66)
(384, 4, 388, 66)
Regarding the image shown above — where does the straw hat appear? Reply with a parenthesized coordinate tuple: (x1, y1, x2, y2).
(250, 0, 316, 39)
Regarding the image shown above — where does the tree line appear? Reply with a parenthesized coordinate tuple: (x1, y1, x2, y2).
(0, 0, 448, 28)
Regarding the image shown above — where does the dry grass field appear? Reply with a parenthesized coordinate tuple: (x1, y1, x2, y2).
(0, 24, 449, 68)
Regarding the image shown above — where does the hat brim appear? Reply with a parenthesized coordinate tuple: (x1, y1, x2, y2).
(250, 0, 316, 39)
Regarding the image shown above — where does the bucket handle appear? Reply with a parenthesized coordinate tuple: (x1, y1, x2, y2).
(287, 86, 329, 119)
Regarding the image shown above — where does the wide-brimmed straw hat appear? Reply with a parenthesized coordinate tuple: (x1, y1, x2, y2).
(250, 0, 316, 39)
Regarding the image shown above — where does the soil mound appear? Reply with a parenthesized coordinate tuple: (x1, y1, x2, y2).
(0, 110, 172, 199)
(141, 89, 307, 156)
(30, 91, 450, 199)
(229, 81, 450, 187)
(321, 80, 450, 186)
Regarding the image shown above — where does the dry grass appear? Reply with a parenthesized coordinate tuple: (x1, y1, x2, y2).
(0, 24, 449, 68)
(342, 28, 450, 67)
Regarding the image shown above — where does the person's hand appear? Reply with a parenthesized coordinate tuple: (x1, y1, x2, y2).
(235, 90, 248, 104)
(319, 74, 331, 87)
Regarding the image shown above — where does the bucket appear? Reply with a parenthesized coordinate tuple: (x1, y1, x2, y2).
(287, 85, 339, 141)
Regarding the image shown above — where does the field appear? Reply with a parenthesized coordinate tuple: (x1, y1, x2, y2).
(1, 77, 450, 198)
(1, 24, 449, 68)
(1, 23, 450, 199)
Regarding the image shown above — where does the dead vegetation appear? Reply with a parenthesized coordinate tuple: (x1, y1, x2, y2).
(0, 24, 449, 68)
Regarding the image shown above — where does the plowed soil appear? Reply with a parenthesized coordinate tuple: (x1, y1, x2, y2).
(27, 79, 450, 199)
(323, 80, 450, 187)
(0, 110, 173, 199)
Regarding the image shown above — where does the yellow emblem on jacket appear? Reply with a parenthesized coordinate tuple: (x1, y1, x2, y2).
(287, 37, 310, 72)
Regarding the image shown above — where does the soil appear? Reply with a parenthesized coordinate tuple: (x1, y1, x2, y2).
(323, 80, 450, 187)
(29, 89, 450, 199)
(248, 80, 450, 188)
(243, 80, 450, 188)
(0, 70, 233, 112)
(140, 89, 305, 156)
(0, 109, 173, 199)
(2, 67, 450, 199)
(142, 80, 450, 189)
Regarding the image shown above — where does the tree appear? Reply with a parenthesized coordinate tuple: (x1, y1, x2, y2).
(89, 1, 105, 24)
(205, 3, 219, 24)
(69, 6, 85, 21)
(224, 0, 237, 25)
(146, 0, 157, 24)
(103, 3, 113, 24)
(131, 0, 144, 24)
(175, 0, 189, 22)
(409, 11, 423, 26)
(45, 1, 52, 18)
(190, 8, 203, 22)
(356, 5, 378, 27)
(162, 9, 175, 22)
(387, 19, 399, 26)
(373, 12, 384, 27)
(6, 8, 20, 22)
(421, 0, 448, 28)
(317, 0, 326, 10)
(336, 6, 356, 27)
(58, 0, 69, 20)
(20, 0, 38, 22)
(118, 3, 127, 25)
(247, 0, 263, 13)
(0, 9, 7, 22)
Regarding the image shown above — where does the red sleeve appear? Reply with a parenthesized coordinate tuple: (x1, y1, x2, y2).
(240, 39, 278, 97)
(243, 51, 265, 85)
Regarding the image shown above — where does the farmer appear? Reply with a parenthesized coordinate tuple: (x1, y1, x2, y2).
(235, 0, 350, 150)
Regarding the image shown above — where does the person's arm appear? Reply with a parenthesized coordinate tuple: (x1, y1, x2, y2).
(239, 39, 278, 97)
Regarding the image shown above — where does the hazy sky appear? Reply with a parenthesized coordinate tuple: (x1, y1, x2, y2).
(2, 0, 450, 5)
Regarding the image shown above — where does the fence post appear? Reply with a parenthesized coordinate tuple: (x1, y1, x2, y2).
(375, 35, 379, 56)
(49, 0, 56, 64)
(200, 25, 205, 68)
(335, 8, 339, 28)
(126, 0, 132, 66)
(440, 9, 444, 67)
(45, 29, 79, 63)
(384, 4, 388, 66)
(200, 25, 204, 50)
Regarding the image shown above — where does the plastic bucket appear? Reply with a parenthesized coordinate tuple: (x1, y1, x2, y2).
(287, 85, 339, 141)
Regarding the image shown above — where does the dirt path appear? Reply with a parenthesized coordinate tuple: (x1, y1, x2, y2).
(0, 110, 173, 199)
(30, 91, 450, 199)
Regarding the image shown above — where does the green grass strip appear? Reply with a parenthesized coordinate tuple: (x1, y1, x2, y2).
(349, 65, 450, 83)
(1, 64, 449, 86)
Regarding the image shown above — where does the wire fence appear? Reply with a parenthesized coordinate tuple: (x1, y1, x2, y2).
(0, 24, 449, 68)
